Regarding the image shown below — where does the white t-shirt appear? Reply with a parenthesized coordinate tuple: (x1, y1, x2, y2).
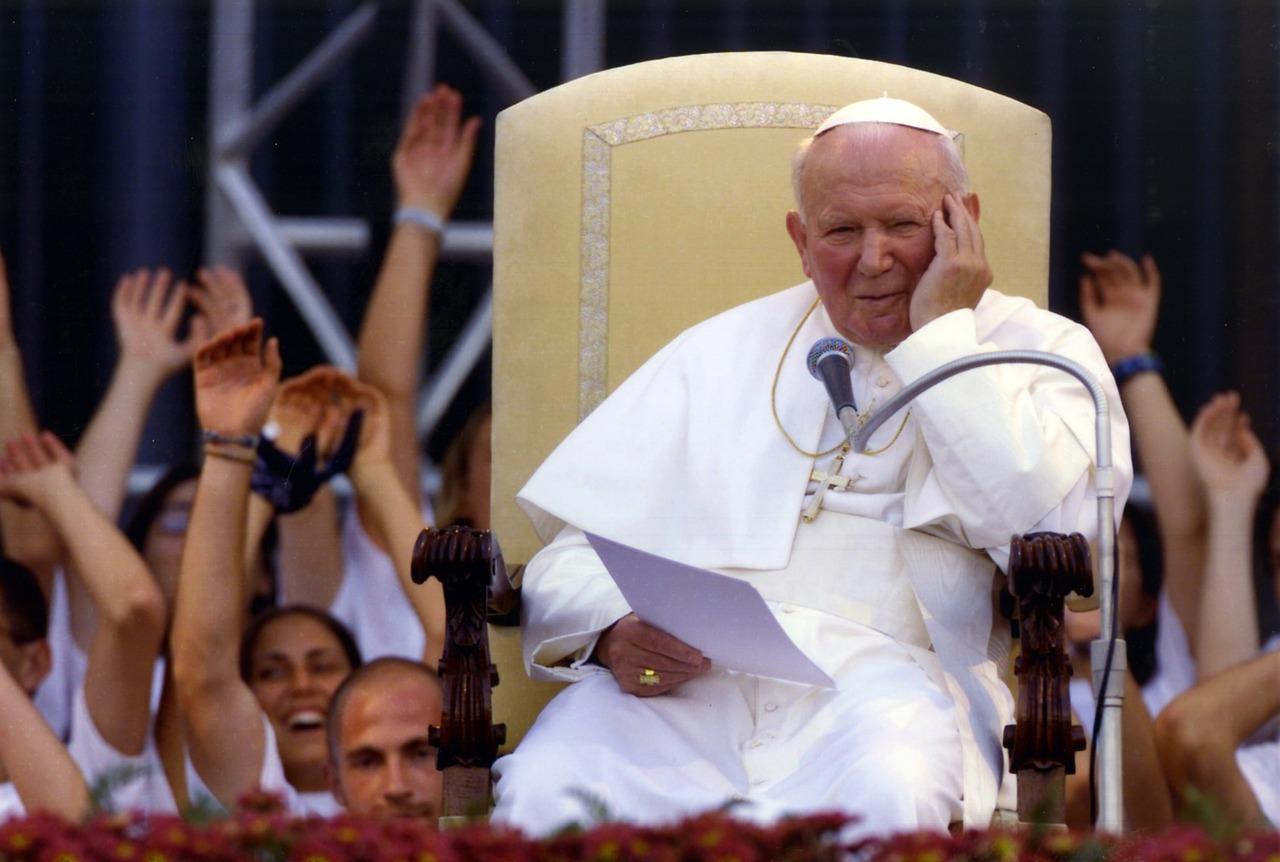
(35, 571, 165, 743)
(1142, 589, 1198, 717)
(1238, 740, 1280, 827)
(33, 570, 84, 742)
(258, 715, 341, 817)
(65, 676, 216, 815)
(0, 782, 22, 821)
(322, 504, 428, 663)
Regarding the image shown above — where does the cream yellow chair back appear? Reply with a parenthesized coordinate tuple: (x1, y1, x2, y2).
(491, 51, 1051, 747)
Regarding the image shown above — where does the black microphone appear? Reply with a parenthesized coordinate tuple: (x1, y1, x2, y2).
(806, 337, 859, 437)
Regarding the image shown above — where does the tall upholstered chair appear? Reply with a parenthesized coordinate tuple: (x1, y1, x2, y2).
(490, 52, 1052, 755)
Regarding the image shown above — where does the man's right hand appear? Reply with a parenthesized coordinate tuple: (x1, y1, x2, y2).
(594, 613, 711, 697)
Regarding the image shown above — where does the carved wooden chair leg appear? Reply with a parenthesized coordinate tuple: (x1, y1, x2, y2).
(1002, 532, 1092, 827)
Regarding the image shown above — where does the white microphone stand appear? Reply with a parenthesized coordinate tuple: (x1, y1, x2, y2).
(848, 350, 1124, 832)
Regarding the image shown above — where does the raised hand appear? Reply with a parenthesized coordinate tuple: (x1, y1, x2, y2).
(189, 266, 253, 342)
(111, 268, 196, 381)
(329, 375, 393, 474)
(595, 613, 712, 697)
(193, 319, 281, 438)
(393, 83, 482, 216)
(267, 366, 347, 460)
(1078, 251, 1160, 366)
(1189, 392, 1269, 501)
(909, 193, 992, 331)
(252, 367, 354, 514)
(0, 431, 76, 509)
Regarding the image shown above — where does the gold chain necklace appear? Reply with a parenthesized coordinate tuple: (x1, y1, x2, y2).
(770, 297, 913, 459)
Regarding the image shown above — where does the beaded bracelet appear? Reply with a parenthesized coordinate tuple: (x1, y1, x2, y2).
(201, 429, 259, 450)
(393, 206, 446, 236)
(1111, 352, 1164, 386)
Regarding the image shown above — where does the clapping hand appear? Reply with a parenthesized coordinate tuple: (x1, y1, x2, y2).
(0, 431, 76, 510)
(393, 84, 482, 217)
(267, 367, 383, 471)
(1078, 250, 1160, 366)
(1189, 392, 1269, 502)
(327, 374, 392, 480)
(193, 319, 281, 439)
(266, 367, 348, 462)
(253, 367, 361, 512)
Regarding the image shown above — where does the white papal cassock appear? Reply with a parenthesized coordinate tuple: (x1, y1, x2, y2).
(491, 281, 1131, 835)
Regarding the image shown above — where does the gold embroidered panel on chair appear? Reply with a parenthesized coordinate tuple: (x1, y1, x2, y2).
(579, 103, 835, 414)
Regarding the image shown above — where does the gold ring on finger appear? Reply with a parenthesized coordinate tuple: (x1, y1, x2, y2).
(638, 668, 662, 686)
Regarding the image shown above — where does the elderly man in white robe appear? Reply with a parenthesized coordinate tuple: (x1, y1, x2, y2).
(491, 97, 1132, 836)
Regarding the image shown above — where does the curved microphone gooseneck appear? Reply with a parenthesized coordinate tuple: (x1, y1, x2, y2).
(847, 350, 1123, 833)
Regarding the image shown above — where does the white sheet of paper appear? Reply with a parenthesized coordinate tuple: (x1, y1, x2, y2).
(586, 532, 835, 688)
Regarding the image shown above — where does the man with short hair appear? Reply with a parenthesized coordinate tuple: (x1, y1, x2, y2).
(0, 555, 89, 821)
(492, 97, 1130, 835)
(326, 657, 443, 820)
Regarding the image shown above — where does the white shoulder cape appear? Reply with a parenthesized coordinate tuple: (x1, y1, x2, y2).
(518, 281, 1129, 571)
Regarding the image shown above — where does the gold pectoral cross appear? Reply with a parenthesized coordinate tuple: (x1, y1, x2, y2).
(802, 449, 860, 522)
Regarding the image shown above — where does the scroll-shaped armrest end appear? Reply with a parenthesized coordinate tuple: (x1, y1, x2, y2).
(1003, 532, 1093, 826)
(412, 526, 511, 816)
(411, 526, 522, 625)
(1005, 531, 1093, 601)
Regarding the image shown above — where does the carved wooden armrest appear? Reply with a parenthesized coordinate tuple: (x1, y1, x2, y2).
(411, 526, 515, 818)
(1001, 531, 1092, 826)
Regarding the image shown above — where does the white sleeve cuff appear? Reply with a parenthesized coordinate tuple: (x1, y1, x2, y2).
(885, 308, 981, 382)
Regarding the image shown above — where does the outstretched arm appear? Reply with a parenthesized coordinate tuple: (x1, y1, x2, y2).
(0, 658, 89, 820)
(66, 269, 215, 654)
(356, 84, 480, 515)
(171, 320, 281, 807)
(250, 366, 347, 608)
(1188, 393, 1267, 677)
(338, 375, 446, 662)
(0, 432, 166, 757)
(1080, 250, 1206, 645)
(1065, 673, 1173, 832)
(0, 248, 59, 574)
(76, 269, 198, 521)
(77, 266, 252, 524)
(1156, 651, 1280, 832)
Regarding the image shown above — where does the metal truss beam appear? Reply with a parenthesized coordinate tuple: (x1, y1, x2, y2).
(202, 0, 606, 473)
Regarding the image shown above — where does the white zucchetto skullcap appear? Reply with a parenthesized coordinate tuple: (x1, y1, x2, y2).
(815, 95, 955, 139)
